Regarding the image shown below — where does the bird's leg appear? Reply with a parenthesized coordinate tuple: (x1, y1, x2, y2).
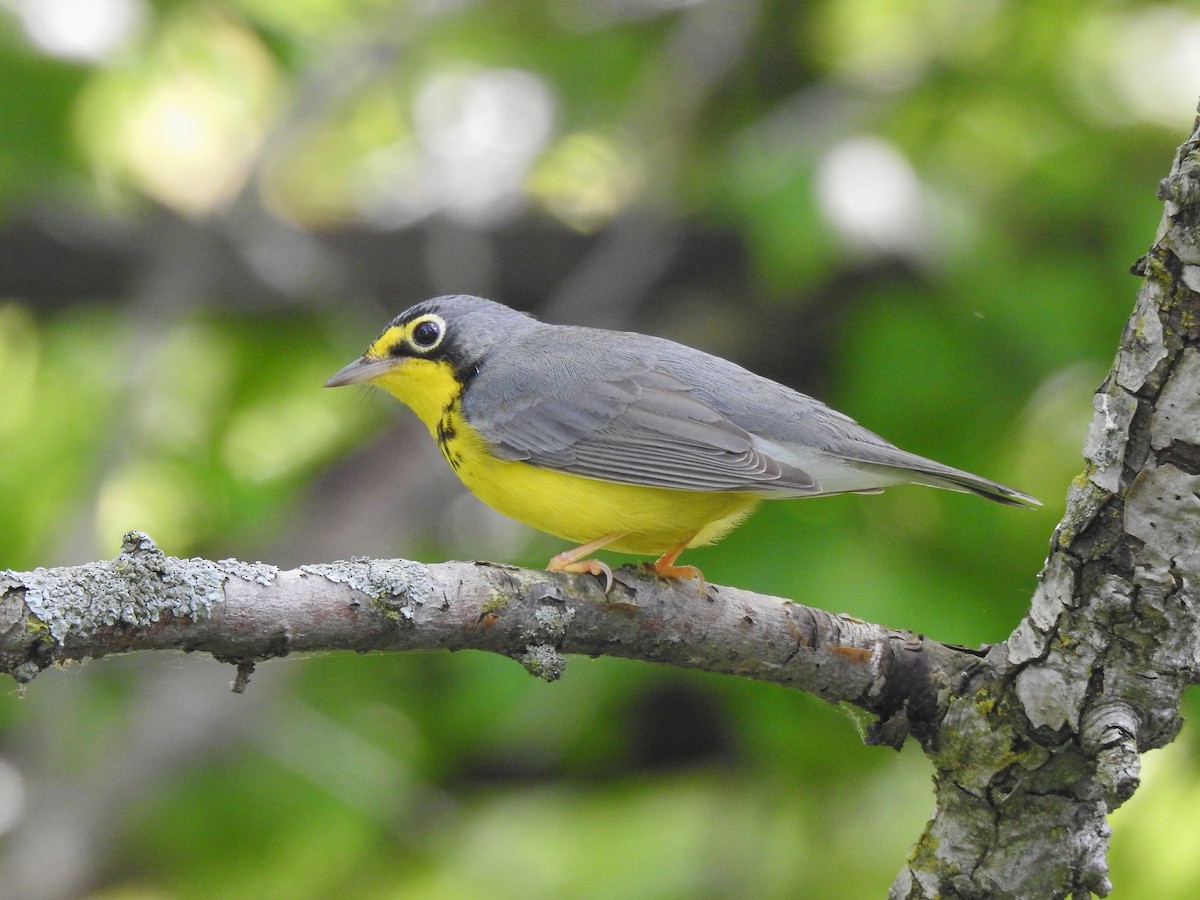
(650, 539, 704, 587)
(547, 533, 623, 592)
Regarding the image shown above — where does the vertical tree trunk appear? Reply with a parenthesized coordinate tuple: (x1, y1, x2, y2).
(892, 108, 1200, 899)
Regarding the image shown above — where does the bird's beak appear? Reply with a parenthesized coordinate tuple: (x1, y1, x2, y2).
(324, 355, 400, 388)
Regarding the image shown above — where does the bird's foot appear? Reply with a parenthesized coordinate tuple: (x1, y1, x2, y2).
(547, 534, 621, 593)
(547, 555, 613, 593)
(651, 561, 705, 585)
(649, 541, 705, 590)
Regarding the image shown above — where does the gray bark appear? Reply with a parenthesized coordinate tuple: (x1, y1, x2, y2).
(0, 534, 965, 723)
(892, 112, 1200, 897)
(4, 111, 1200, 900)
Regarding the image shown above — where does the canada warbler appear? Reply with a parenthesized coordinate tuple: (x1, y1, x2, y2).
(326, 296, 1037, 588)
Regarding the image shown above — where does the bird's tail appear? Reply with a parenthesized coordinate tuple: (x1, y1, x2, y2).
(836, 443, 1041, 508)
(910, 468, 1039, 507)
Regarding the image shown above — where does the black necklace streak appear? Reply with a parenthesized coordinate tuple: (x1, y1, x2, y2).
(436, 394, 466, 473)
(435, 350, 480, 473)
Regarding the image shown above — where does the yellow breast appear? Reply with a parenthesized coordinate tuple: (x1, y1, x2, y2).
(372, 358, 761, 556)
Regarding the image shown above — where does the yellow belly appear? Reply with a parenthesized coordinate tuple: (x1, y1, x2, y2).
(441, 411, 761, 556)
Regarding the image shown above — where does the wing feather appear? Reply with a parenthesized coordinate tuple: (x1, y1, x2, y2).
(463, 333, 818, 493)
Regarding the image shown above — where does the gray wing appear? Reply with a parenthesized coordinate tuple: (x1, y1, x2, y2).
(462, 328, 819, 493)
(464, 325, 1038, 506)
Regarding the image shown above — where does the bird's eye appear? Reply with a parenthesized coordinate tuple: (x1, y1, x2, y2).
(410, 317, 443, 350)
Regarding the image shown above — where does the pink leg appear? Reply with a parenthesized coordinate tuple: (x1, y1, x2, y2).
(547, 533, 623, 592)
(651, 539, 704, 587)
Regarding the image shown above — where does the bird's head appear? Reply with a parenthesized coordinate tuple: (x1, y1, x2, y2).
(325, 295, 535, 423)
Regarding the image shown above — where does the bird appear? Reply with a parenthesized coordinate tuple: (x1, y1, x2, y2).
(326, 295, 1038, 590)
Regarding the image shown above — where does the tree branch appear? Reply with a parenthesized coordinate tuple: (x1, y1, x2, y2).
(0, 531, 971, 740)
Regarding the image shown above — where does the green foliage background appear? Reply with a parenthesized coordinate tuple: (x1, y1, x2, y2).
(0, 1, 1198, 897)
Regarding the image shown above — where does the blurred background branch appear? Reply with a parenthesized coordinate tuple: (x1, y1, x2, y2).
(0, 0, 1197, 897)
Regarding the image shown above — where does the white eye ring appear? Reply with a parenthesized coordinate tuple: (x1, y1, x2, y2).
(408, 314, 446, 352)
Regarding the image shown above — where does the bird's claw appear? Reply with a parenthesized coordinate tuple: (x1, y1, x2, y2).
(547, 554, 614, 593)
(646, 560, 706, 591)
